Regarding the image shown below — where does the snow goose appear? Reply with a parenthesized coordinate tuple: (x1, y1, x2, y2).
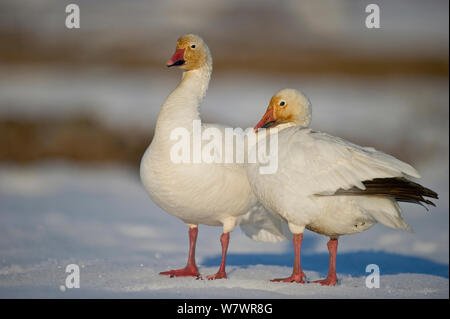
(140, 34, 286, 280)
(248, 88, 438, 286)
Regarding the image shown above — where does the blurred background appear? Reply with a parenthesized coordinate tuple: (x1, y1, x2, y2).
(0, 0, 448, 296)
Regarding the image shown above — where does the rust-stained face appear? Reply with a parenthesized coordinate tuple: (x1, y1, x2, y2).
(254, 89, 312, 131)
(166, 34, 210, 71)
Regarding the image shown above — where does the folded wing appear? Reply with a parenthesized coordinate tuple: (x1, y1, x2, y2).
(286, 129, 423, 197)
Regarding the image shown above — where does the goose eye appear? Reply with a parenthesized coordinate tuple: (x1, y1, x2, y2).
(191, 44, 196, 49)
(280, 101, 286, 106)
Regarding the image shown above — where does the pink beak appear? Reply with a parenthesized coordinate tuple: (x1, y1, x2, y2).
(166, 48, 186, 67)
(254, 107, 276, 131)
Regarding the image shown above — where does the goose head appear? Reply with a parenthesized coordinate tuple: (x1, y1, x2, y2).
(166, 34, 211, 71)
(254, 89, 312, 131)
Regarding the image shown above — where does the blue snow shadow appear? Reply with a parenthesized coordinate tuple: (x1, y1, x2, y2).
(202, 251, 449, 279)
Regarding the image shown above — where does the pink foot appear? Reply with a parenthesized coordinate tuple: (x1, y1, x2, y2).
(311, 277, 338, 286)
(160, 265, 200, 278)
(310, 238, 339, 286)
(271, 272, 306, 283)
(206, 271, 227, 280)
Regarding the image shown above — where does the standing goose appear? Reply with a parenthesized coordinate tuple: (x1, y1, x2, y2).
(248, 89, 438, 286)
(140, 34, 286, 280)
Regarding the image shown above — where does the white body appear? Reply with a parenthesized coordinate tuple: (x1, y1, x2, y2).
(247, 126, 420, 237)
(140, 64, 286, 239)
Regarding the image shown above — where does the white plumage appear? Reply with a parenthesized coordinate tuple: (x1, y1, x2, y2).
(247, 88, 437, 285)
(140, 34, 286, 279)
(248, 126, 418, 235)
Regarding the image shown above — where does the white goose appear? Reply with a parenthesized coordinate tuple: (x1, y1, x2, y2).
(140, 34, 286, 280)
(248, 89, 438, 286)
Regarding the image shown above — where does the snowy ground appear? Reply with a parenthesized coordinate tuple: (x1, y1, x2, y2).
(0, 163, 447, 298)
(0, 68, 448, 298)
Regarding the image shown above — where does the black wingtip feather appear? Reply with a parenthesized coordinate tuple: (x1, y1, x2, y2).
(334, 177, 439, 209)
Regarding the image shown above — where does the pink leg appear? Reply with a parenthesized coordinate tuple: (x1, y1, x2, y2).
(206, 232, 230, 280)
(271, 233, 306, 283)
(312, 238, 338, 286)
(160, 227, 200, 278)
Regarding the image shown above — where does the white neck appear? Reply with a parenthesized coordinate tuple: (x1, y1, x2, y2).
(153, 62, 212, 142)
(274, 122, 297, 131)
(246, 122, 297, 152)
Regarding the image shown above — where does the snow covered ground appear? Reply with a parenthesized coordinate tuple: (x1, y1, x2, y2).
(0, 163, 447, 298)
(0, 68, 448, 298)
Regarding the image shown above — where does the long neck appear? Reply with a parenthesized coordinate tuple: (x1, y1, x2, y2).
(154, 63, 212, 142)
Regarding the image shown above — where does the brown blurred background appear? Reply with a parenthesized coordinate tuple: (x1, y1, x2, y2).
(0, 0, 448, 166)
